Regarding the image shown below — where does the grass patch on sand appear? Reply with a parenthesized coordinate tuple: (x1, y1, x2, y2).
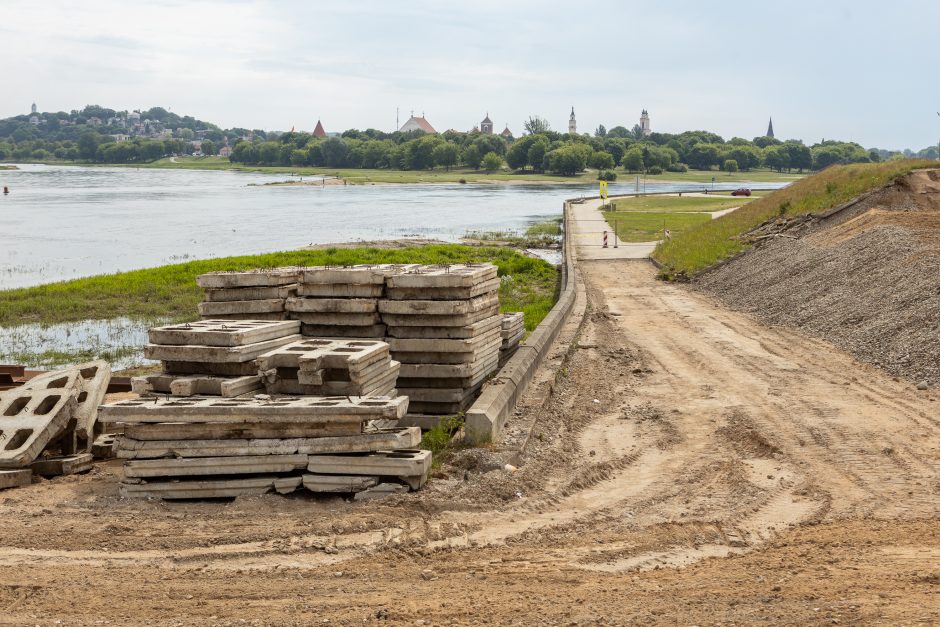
(0, 245, 558, 331)
(602, 210, 712, 242)
(652, 160, 939, 280)
(464, 218, 563, 248)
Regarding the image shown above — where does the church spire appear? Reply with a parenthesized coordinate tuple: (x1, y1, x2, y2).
(767, 117, 775, 138)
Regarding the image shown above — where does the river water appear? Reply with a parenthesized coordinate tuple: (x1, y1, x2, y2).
(0, 164, 781, 289)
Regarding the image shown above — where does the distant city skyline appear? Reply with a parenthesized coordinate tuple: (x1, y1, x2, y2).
(1, 0, 937, 150)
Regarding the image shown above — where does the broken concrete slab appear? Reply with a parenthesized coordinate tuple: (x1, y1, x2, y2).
(306, 449, 431, 482)
(120, 475, 285, 499)
(384, 277, 500, 301)
(300, 323, 387, 338)
(285, 297, 378, 313)
(197, 299, 286, 317)
(0, 380, 78, 468)
(123, 454, 309, 478)
(196, 268, 302, 289)
(203, 285, 298, 302)
(115, 427, 421, 459)
(99, 395, 410, 424)
(386, 315, 501, 339)
(150, 320, 301, 347)
(379, 305, 500, 327)
(30, 453, 94, 476)
(26, 360, 112, 451)
(162, 361, 262, 377)
(274, 476, 303, 494)
(353, 482, 410, 500)
(385, 264, 497, 288)
(0, 469, 32, 490)
(302, 473, 379, 493)
(122, 421, 362, 441)
(377, 292, 499, 316)
(92, 434, 117, 459)
(133, 374, 263, 398)
(144, 334, 302, 363)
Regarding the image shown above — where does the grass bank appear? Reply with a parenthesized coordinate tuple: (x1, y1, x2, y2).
(653, 160, 938, 280)
(0, 245, 558, 331)
(608, 195, 747, 213)
(464, 217, 563, 248)
(634, 168, 806, 184)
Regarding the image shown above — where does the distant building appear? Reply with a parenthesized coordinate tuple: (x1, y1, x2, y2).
(219, 146, 233, 158)
(88, 117, 102, 126)
(767, 117, 775, 138)
(29, 115, 39, 126)
(480, 113, 493, 135)
(312, 120, 326, 138)
(640, 109, 651, 136)
(111, 134, 129, 143)
(31, 102, 37, 114)
(399, 113, 437, 134)
(568, 107, 577, 134)
(501, 125, 513, 139)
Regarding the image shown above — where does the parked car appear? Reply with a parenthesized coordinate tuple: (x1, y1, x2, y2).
(731, 188, 752, 197)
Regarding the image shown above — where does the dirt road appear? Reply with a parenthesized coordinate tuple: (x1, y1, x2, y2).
(2, 259, 938, 624)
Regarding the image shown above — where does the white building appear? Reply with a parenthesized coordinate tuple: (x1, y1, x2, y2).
(568, 107, 577, 134)
(640, 109, 651, 136)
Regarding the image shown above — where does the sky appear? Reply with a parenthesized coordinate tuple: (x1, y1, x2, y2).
(1, 0, 937, 150)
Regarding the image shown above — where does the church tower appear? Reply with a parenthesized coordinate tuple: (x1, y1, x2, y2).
(640, 109, 651, 136)
(767, 117, 775, 138)
(568, 107, 577, 134)
(480, 113, 493, 135)
(31, 102, 37, 114)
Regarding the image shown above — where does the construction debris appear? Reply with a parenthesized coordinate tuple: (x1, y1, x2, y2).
(100, 395, 426, 499)
(133, 320, 300, 397)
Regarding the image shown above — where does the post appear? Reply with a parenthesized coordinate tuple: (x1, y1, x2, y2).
(602, 230, 608, 248)
(614, 220, 618, 248)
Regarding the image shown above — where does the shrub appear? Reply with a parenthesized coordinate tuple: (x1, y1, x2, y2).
(597, 170, 618, 181)
(647, 166, 663, 175)
(667, 163, 689, 173)
(481, 151, 503, 173)
(723, 159, 739, 173)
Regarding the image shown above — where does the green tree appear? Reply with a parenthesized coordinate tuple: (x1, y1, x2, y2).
(523, 116, 551, 134)
(687, 143, 720, 169)
(723, 159, 739, 172)
(527, 137, 550, 172)
(201, 139, 216, 156)
(621, 146, 645, 172)
(481, 151, 503, 172)
(588, 151, 615, 170)
(463, 144, 482, 169)
(77, 131, 101, 160)
(595, 124, 607, 137)
(505, 135, 535, 170)
(763, 145, 790, 171)
(432, 142, 458, 170)
(546, 145, 588, 175)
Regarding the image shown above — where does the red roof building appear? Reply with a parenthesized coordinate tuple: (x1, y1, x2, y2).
(399, 114, 437, 134)
(313, 120, 326, 138)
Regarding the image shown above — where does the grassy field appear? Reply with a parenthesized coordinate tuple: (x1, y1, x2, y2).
(603, 210, 712, 242)
(635, 168, 807, 184)
(653, 160, 939, 280)
(607, 195, 748, 213)
(0, 245, 559, 332)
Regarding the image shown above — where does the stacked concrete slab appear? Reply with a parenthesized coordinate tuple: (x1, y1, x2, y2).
(288, 265, 416, 338)
(0, 361, 111, 488)
(133, 320, 300, 397)
(499, 312, 525, 368)
(100, 395, 430, 499)
(257, 338, 400, 397)
(381, 265, 502, 415)
(196, 268, 301, 321)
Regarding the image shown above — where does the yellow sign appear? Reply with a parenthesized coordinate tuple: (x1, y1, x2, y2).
(599, 180, 608, 199)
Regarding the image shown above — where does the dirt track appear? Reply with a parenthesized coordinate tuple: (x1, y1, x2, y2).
(2, 261, 938, 624)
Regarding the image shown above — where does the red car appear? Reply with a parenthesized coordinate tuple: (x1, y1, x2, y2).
(731, 188, 752, 197)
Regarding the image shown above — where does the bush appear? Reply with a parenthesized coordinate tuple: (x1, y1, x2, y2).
(597, 170, 618, 181)
(481, 151, 503, 173)
(647, 166, 663, 175)
(723, 159, 739, 173)
(666, 163, 689, 173)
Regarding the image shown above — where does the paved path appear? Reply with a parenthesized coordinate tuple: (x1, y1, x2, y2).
(569, 198, 658, 260)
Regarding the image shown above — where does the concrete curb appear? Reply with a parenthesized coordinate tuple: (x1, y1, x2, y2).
(464, 198, 580, 444)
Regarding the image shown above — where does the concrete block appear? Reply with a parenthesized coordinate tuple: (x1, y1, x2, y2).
(120, 475, 284, 499)
(298, 283, 385, 298)
(99, 395, 410, 424)
(398, 357, 497, 379)
(501, 311, 525, 330)
(30, 453, 94, 476)
(198, 299, 286, 316)
(378, 292, 498, 316)
(307, 449, 431, 481)
(144, 334, 301, 363)
(387, 328, 500, 354)
(91, 434, 117, 460)
(150, 320, 301, 347)
(379, 305, 500, 327)
(391, 339, 501, 365)
(300, 323, 387, 338)
(200, 313, 289, 321)
(285, 297, 378, 313)
(196, 268, 302, 288)
(0, 380, 78, 468)
(116, 427, 421, 459)
(0, 469, 32, 490)
(302, 474, 379, 493)
(301, 266, 388, 285)
(386, 264, 497, 288)
(288, 312, 382, 326)
(384, 277, 500, 301)
(169, 375, 263, 397)
(162, 361, 262, 376)
(203, 285, 298, 302)
(386, 314, 501, 339)
(123, 454, 309, 478)
(122, 421, 362, 441)
(258, 338, 389, 372)
(398, 386, 480, 403)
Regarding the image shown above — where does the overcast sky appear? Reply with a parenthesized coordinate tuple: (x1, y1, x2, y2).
(1, 0, 937, 149)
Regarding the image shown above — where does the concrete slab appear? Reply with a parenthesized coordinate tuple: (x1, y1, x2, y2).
(149, 320, 301, 347)
(398, 385, 480, 403)
(203, 285, 298, 302)
(377, 292, 498, 316)
(200, 313, 289, 321)
(0, 469, 32, 490)
(30, 453, 94, 476)
(353, 482, 410, 500)
(0, 379, 77, 468)
(501, 312, 525, 331)
(258, 338, 389, 372)
(384, 277, 500, 301)
(288, 312, 382, 326)
(298, 283, 384, 298)
(162, 361, 262, 376)
(296, 361, 399, 391)
(26, 360, 111, 451)
(300, 323, 387, 338)
(397, 358, 498, 379)
(123, 454, 309, 478)
(387, 328, 500, 354)
(301, 266, 389, 285)
(386, 264, 497, 288)
(306, 449, 431, 480)
(285, 297, 378, 313)
(99, 395, 410, 424)
(144, 334, 301, 363)
(120, 475, 284, 499)
(196, 268, 302, 288)
(379, 305, 500, 327)
(302, 473, 379, 493)
(122, 421, 362, 441)
(274, 476, 303, 494)
(407, 399, 475, 415)
(116, 427, 421, 458)
(391, 338, 501, 365)
(170, 375, 263, 397)
(197, 299, 287, 316)
(386, 314, 501, 339)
